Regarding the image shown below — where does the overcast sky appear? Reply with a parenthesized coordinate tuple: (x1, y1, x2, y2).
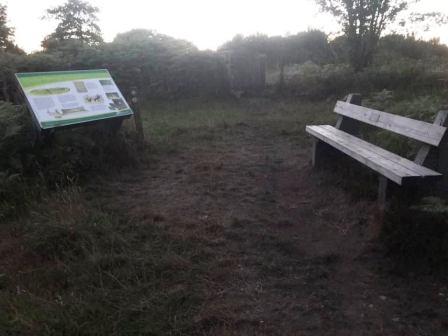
(4, 0, 448, 53)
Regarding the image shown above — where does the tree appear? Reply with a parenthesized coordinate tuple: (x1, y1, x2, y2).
(398, 11, 448, 36)
(42, 0, 103, 51)
(104, 29, 199, 97)
(219, 31, 332, 90)
(0, 4, 15, 50)
(219, 31, 332, 67)
(316, 0, 409, 70)
(0, 4, 24, 101)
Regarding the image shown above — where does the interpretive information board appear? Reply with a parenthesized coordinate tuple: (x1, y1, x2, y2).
(16, 69, 133, 129)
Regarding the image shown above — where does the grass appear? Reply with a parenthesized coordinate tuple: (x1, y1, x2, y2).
(2, 94, 448, 335)
(1, 96, 336, 335)
(142, 97, 335, 151)
(1, 185, 205, 335)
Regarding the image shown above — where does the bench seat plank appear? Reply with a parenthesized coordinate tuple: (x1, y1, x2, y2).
(334, 101, 447, 147)
(306, 125, 442, 185)
(317, 125, 440, 176)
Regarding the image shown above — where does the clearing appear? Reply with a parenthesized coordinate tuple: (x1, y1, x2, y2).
(1, 97, 448, 335)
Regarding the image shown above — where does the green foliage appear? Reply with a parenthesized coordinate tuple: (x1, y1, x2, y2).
(104, 30, 196, 97)
(0, 52, 23, 101)
(401, 11, 448, 36)
(42, 0, 103, 52)
(377, 34, 448, 61)
(285, 62, 355, 98)
(0, 102, 35, 216)
(356, 58, 447, 92)
(112, 29, 196, 54)
(0, 101, 141, 219)
(279, 53, 448, 99)
(0, 103, 33, 167)
(168, 51, 230, 97)
(100, 30, 229, 98)
(15, 29, 229, 99)
(0, 1, 448, 101)
(220, 30, 333, 67)
(2, 25, 448, 101)
(0, 4, 15, 50)
(1, 186, 203, 334)
(356, 92, 445, 159)
(316, 0, 409, 70)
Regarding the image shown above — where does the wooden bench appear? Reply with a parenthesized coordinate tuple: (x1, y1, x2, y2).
(306, 94, 448, 205)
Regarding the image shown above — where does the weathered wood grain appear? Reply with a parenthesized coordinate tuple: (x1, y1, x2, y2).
(334, 101, 447, 146)
(336, 94, 362, 134)
(319, 125, 440, 176)
(306, 125, 442, 185)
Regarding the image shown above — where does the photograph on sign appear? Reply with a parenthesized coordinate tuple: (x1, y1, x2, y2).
(15, 69, 133, 129)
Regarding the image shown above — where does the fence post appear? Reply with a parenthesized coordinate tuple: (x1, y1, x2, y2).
(130, 88, 145, 144)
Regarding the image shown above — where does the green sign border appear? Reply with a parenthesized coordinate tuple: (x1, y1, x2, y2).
(15, 69, 133, 130)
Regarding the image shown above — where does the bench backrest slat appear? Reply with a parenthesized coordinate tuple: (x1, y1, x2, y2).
(334, 101, 447, 146)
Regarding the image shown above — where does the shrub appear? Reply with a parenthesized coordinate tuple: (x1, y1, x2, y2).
(376, 34, 448, 63)
(278, 57, 448, 99)
(165, 51, 230, 97)
(355, 58, 447, 92)
(0, 102, 35, 217)
(285, 62, 355, 98)
(0, 101, 142, 219)
(361, 92, 446, 158)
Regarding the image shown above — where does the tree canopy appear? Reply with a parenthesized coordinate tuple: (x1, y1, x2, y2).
(0, 4, 15, 50)
(0, 0, 448, 102)
(316, 0, 409, 70)
(42, 0, 103, 51)
(220, 31, 332, 66)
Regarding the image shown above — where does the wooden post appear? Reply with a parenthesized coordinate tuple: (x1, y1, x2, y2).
(415, 110, 448, 166)
(311, 138, 333, 168)
(335, 93, 362, 135)
(378, 176, 388, 209)
(311, 138, 320, 167)
(414, 110, 448, 194)
(130, 88, 145, 144)
(312, 93, 362, 168)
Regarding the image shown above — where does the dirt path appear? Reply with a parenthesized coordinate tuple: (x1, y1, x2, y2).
(93, 122, 448, 335)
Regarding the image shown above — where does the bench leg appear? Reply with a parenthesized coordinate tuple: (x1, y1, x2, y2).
(370, 176, 389, 238)
(312, 139, 332, 168)
(378, 176, 388, 209)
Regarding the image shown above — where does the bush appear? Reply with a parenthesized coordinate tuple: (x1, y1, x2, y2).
(362, 92, 446, 157)
(165, 51, 230, 97)
(0, 101, 142, 219)
(376, 34, 448, 63)
(285, 62, 355, 98)
(355, 58, 448, 92)
(0, 102, 35, 217)
(279, 57, 448, 99)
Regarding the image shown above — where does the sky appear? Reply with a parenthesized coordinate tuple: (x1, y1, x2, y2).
(4, 0, 448, 53)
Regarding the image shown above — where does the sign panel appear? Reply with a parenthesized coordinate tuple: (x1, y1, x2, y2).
(15, 69, 133, 129)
